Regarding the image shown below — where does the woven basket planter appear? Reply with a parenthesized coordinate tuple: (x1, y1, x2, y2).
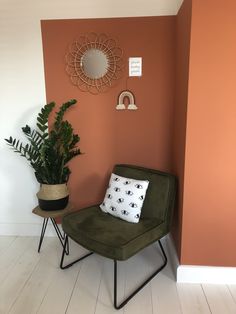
(37, 183, 69, 211)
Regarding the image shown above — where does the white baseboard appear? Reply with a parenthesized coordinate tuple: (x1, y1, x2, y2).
(166, 234, 236, 284)
(0, 222, 61, 237)
(177, 265, 236, 284)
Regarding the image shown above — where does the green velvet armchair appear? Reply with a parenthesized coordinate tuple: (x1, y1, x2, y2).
(60, 164, 176, 309)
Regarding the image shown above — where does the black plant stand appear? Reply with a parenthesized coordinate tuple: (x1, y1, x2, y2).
(32, 203, 73, 254)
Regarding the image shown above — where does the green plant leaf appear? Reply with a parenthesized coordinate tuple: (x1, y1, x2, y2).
(5, 99, 80, 184)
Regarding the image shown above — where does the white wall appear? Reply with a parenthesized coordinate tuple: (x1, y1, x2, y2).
(0, 0, 183, 236)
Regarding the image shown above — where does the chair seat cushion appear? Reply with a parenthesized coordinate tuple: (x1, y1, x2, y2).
(62, 205, 165, 260)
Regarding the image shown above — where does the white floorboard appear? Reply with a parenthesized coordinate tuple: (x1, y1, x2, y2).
(228, 284, 236, 303)
(9, 238, 59, 314)
(37, 240, 85, 314)
(95, 258, 125, 314)
(0, 238, 41, 313)
(202, 284, 236, 314)
(151, 242, 182, 314)
(0, 236, 235, 314)
(124, 250, 153, 314)
(176, 283, 211, 314)
(0, 236, 32, 283)
(0, 236, 16, 254)
(66, 254, 103, 314)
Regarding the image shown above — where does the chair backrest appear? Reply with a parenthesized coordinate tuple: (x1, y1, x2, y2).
(113, 164, 176, 230)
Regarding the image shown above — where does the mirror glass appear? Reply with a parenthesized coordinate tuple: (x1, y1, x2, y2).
(81, 49, 109, 79)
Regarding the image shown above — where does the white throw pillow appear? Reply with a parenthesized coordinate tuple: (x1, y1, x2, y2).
(100, 173, 149, 223)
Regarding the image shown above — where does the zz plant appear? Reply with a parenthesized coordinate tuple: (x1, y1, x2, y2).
(5, 99, 81, 184)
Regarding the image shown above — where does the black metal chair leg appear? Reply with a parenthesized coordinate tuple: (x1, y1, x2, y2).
(38, 218, 49, 253)
(114, 239, 167, 310)
(60, 235, 94, 269)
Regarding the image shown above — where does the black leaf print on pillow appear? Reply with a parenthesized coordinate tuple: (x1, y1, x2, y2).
(107, 193, 112, 199)
(121, 210, 129, 216)
(102, 202, 106, 206)
(123, 180, 131, 185)
(134, 213, 140, 219)
(117, 198, 124, 203)
(139, 195, 144, 200)
(125, 190, 133, 196)
(113, 177, 120, 181)
(110, 206, 117, 211)
(135, 183, 143, 189)
(114, 187, 120, 192)
(129, 202, 138, 208)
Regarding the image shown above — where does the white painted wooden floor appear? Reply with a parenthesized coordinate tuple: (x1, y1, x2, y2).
(0, 235, 236, 314)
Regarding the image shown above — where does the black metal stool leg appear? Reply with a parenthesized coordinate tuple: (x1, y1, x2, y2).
(60, 235, 93, 269)
(38, 218, 49, 253)
(114, 239, 168, 310)
(50, 218, 69, 255)
(65, 232, 69, 254)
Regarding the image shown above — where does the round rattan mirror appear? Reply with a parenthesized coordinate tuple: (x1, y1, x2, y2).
(81, 48, 108, 79)
(66, 33, 123, 94)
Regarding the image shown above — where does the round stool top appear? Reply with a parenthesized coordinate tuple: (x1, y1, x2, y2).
(32, 202, 74, 218)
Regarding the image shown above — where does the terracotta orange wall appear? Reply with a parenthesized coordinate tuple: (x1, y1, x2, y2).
(181, 0, 236, 266)
(41, 17, 175, 209)
(172, 0, 192, 258)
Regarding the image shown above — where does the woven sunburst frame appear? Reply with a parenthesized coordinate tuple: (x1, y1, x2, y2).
(66, 33, 123, 95)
